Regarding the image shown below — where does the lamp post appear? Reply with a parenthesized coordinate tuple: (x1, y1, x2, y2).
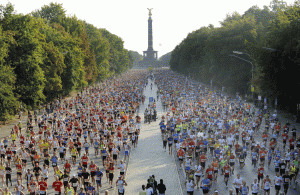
(229, 52, 254, 100)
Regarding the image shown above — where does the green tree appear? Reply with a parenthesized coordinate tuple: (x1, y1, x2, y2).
(32, 2, 66, 24)
(1, 11, 46, 107)
(0, 25, 19, 122)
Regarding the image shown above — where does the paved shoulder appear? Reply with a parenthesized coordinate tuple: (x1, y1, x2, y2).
(125, 79, 183, 195)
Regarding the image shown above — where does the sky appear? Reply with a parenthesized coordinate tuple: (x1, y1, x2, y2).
(2, 0, 297, 58)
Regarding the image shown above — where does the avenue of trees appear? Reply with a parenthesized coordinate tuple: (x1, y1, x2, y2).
(129, 50, 143, 65)
(0, 2, 134, 121)
(170, 0, 300, 113)
(159, 52, 171, 67)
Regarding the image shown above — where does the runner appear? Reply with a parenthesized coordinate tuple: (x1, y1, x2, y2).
(200, 174, 211, 195)
(116, 176, 127, 195)
(262, 175, 271, 195)
(251, 179, 259, 195)
(233, 174, 243, 195)
(185, 177, 196, 195)
(95, 167, 103, 193)
(223, 161, 231, 188)
(274, 172, 283, 195)
(282, 170, 290, 195)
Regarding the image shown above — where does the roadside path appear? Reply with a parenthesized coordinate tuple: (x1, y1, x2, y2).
(124, 78, 183, 195)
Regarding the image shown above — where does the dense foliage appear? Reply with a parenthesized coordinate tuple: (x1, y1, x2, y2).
(158, 52, 171, 67)
(129, 51, 143, 66)
(0, 2, 134, 121)
(170, 0, 300, 113)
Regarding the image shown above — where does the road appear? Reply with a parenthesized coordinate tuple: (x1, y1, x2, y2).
(124, 78, 183, 195)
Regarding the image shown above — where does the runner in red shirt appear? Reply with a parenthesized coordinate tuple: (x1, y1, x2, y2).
(206, 165, 214, 181)
(16, 159, 23, 183)
(229, 153, 235, 174)
(52, 176, 63, 194)
(38, 177, 48, 194)
(64, 160, 72, 173)
(189, 140, 195, 159)
(20, 134, 25, 145)
(262, 133, 268, 143)
(257, 165, 264, 186)
(259, 148, 266, 164)
(89, 161, 97, 184)
(28, 177, 37, 194)
(270, 140, 276, 152)
(81, 153, 89, 169)
(200, 153, 207, 171)
(289, 138, 295, 150)
(282, 132, 288, 149)
(77, 128, 82, 137)
(224, 162, 231, 187)
(5, 148, 13, 166)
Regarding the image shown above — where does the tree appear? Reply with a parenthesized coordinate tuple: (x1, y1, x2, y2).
(0, 25, 19, 122)
(83, 22, 111, 81)
(1, 12, 46, 107)
(269, 0, 287, 13)
(159, 52, 172, 67)
(32, 2, 66, 24)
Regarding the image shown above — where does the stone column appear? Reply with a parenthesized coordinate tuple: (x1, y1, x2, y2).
(148, 17, 153, 51)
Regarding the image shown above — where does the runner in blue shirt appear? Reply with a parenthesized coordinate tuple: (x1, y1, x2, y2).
(214, 148, 221, 159)
(95, 167, 103, 192)
(268, 149, 273, 167)
(242, 145, 247, 157)
(275, 148, 281, 159)
(203, 139, 208, 153)
(252, 151, 258, 168)
(179, 135, 184, 143)
(78, 187, 85, 195)
(51, 155, 58, 167)
(200, 175, 211, 194)
(78, 163, 83, 185)
(173, 133, 179, 144)
(274, 157, 281, 173)
(168, 135, 173, 155)
(86, 182, 95, 194)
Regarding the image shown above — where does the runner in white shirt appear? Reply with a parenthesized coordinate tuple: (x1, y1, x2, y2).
(185, 178, 196, 195)
(194, 163, 202, 189)
(175, 142, 181, 152)
(274, 173, 283, 195)
(263, 175, 272, 195)
(233, 174, 243, 194)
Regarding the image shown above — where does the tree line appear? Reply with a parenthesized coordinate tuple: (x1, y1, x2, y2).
(170, 0, 300, 114)
(0, 2, 134, 121)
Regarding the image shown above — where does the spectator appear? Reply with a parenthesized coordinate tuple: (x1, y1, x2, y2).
(157, 179, 166, 195)
(146, 183, 153, 195)
(139, 184, 147, 195)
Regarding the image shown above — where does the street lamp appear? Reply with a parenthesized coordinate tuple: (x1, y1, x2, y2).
(229, 52, 254, 100)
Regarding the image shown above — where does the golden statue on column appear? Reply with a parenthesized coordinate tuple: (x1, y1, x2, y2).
(147, 8, 153, 17)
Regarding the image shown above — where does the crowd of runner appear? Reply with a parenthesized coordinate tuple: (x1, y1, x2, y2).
(0, 69, 299, 195)
(0, 71, 151, 195)
(155, 70, 300, 195)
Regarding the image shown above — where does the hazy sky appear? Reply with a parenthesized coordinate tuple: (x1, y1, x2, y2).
(2, 0, 296, 58)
